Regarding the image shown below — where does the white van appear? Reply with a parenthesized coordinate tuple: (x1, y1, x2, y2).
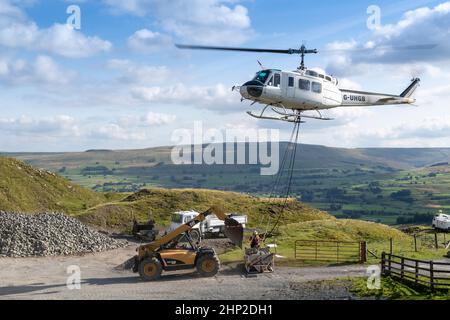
(432, 210, 450, 231)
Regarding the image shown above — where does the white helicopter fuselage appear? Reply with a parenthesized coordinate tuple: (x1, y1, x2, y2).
(239, 68, 419, 120)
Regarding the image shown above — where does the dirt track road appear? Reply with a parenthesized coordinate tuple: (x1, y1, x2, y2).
(0, 245, 368, 300)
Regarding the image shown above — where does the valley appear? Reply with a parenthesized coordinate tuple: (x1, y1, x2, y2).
(6, 143, 449, 226)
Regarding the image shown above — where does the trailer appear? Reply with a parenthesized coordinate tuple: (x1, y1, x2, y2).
(244, 247, 275, 274)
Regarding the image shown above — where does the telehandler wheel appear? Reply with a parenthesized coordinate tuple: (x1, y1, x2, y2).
(196, 255, 220, 277)
(138, 257, 162, 281)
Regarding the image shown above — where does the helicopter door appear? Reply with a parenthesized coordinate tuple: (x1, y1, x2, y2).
(266, 72, 282, 98)
(286, 75, 295, 99)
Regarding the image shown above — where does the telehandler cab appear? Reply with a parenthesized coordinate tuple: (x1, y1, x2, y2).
(132, 206, 243, 281)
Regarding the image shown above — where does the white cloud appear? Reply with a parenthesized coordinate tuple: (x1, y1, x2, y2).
(103, 0, 147, 16)
(117, 111, 176, 127)
(91, 123, 148, 141)
(0, 0, 26, 27)
(141, 112, 176, 125)
(0, 1, 111, 58)
(0, 55, 73, 85)
(131, 83, 241, 112)
(326, 2, 450, 76)
(90, 112, 176, 141)
(105, 0, 252, 45)
(337, 78, 362, 90)
(37, 24, 112, 58)
(336, 116, 450, 147)
(0, 114, 80, 136)
(0, 112, 177, 148)
(107, 59, 170, 84)
(127, 29, 172, 53)
(33, 55, 72, 84)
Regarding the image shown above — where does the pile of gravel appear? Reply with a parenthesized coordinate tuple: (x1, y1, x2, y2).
(0, 212, 127, 257)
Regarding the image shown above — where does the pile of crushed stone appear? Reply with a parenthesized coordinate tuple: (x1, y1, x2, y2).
(0, 212, 127, 257)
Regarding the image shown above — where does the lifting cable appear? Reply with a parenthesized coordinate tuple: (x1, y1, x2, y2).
(257, 121, 299, 230)
(261, 116, 302, 241)
(267, 121, 301, 237)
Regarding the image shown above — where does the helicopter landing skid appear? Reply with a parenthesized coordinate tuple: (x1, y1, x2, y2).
(247, 111, 305, 123)
(247, 105, 333, 122)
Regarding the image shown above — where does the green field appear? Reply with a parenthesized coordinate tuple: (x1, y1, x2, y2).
(1, 155, 448, 275)
(4, 143, 450, 225)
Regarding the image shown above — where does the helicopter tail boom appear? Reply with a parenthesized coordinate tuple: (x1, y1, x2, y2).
(340, 78, 420, 107)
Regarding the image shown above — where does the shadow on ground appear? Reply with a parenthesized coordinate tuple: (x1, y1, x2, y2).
(0, 266, 249, 297)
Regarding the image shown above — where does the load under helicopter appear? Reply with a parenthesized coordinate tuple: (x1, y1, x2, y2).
(176, 44, 424, 123)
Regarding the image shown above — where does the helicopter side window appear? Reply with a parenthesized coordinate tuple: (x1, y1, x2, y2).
(274, 73, 281, 87)
(306, 70, 318, 78)
(326, 76, 332, 81)
(299, 79, 310, 91)
(288, 77, 294, 87)
(312, 81, 322, 94)
(319, 74, 325, 79)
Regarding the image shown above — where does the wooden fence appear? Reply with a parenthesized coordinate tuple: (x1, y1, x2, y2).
(295, 240, 366, 263)
(381, 252, 450, 290)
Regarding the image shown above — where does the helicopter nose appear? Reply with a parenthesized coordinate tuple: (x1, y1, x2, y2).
(240, 81, 263, 98)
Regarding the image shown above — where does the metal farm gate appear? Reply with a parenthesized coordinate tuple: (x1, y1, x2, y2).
(295, 240, 367, 264)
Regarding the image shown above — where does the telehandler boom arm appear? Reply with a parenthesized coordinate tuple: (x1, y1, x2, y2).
(137, 206, 243, 257)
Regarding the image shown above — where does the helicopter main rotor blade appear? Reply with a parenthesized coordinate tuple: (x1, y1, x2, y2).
(176, 44, 294, 54)
(176, 44, 318, 55)
(176, 43, 435, 56)
(321, 43, 437, 53)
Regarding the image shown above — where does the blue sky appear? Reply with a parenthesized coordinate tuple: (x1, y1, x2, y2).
(0, 0, 449, 152)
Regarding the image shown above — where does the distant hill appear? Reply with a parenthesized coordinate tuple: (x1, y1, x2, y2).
(3, 144, 449, 226)
(79, 188, 333, 230)
(0, 157, 333, 231)
(0, 157, 104, 214)
(6, 143, 450, 171)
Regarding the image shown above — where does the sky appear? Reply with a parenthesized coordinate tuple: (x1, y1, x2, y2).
(0, 0, 449, 152)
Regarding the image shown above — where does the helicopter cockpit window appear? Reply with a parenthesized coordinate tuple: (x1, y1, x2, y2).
(312, 81, 322, 94)
(299, 79, 310, 91)
(253, 70, 271, 84)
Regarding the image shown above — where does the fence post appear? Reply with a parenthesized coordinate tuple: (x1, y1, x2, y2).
(336, 242, 340, 263)
(400, 257, 405, 279)
(388, 252, 392, 274)
(430, 261, 435, 291)
(414, 234, 417, 252)
(381, 252, 386, 275)
(294, 241, 297, 259)
(390, 238, 393, 255)
(360, 241, 367, 263)
(315, 241, 318, 261)
(435, 232, 438, 250)
(415, 260, 419, 284)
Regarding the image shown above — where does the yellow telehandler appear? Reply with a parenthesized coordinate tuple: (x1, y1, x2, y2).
(132, 206, 243, 281)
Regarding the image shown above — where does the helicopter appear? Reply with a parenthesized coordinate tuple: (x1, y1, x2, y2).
(176, 44, 423, 123)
